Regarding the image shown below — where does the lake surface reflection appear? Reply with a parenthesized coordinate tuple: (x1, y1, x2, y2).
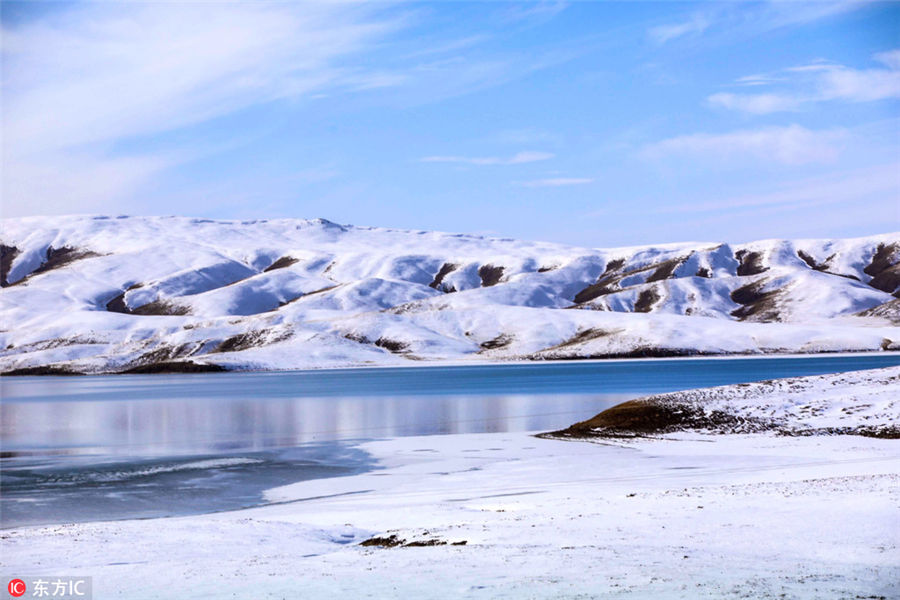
(2, 354, 899, 527)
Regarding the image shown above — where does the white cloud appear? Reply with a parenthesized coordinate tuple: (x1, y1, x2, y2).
(1, 3, 401, 216)
(644, 125, 845, 165)
(399, 35, 490, 60)
(1, 2, 592, 217)
(649, 1, 866, 48)
(515, 177, 593, 188)
(709, 49, 900, 114)
(2, 3, 400, 156)
(876, 49, 900, 70)
(499, 1, 569, 24)
(814, 63, 900, 103)
(664, 162, 900, 215)
(734, 74, 786, 87)
(707, 92, 801, 114)
(758, 0, 866, 30)
(420, 151, 554, 166)
(648, 14, 710, 45)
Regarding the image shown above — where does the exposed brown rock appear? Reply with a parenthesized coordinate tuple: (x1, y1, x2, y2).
(533, 347, 708, 360)
(550, 399, 707, 436)
(864, 243, 899, 277)
(429, 263, 458, 291)
(403, 539, 448, 547)
(2, 365, 85, 376)
(130, 300, 190, 316)
(572, 259, 626, 304)
(1, 245, 20, 287)
(2, 245, 101, 286)
(797, 250, 861, 281)
(605, 258, 626, 272)
(634, 287, 661, 313)
(106, 285, 183, 315)
(374, 337, 408, 353)
(135, 343, 199, 364)
(359, 534, 465, 548)
(269, 284, 340, 311)
(121, 361, 226, 374)
(479, 334, 512, 351)
(574, 257, 676, 305)
(105, 292, 131, 314)
(730, 280, 781, 321)
(646, 256, 686, 283)
(735, 250, 768, 276)
(360, 535, 404, 548)
(263, 256, 299, 272)
(212, 329, 292, 353)
(856, 298, 900, 324)
(34, 246, 101, 276)
(343, 332, 370, 344)
(478, 264, 504, 287)
(797, 250, 819, 270)
(864, 243, 900, 295)
(573, 278, 618, 304)
(543, 328, 617, 352)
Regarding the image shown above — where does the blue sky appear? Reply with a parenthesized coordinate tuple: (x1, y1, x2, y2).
(2, 1, 898, 246)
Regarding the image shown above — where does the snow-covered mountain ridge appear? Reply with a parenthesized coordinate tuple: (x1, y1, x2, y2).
(1, 215, 898, 373)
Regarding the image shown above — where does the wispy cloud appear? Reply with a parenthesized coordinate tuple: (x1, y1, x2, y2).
(663, 162, 900, 215)
(647, 1, 867, 48)
(398, 35, 490, 60)
(1, 2, 403, 216)
(643, 125, 845, 165)
(499, 1, 569, 25)
(805, 50, 900, 102)
(420, 151, 554, 166)
(759, 0, 868, 31)
(735, 73, 786, 87)
(707, 92, 801, 114)
(515, 177, 593, 188)
(709, 49, 900, 114)
(648, 13, 710, 45)
(3, 3, 402, 156)
(3, 3, 581, 217)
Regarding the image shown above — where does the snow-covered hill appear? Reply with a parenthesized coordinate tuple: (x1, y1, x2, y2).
(1, 215, 898, 373)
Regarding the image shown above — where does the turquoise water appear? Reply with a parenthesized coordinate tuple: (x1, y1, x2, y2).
(2, 354, 898, 527)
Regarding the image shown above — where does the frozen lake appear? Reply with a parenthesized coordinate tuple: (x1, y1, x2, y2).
(3, 354, 899, 528)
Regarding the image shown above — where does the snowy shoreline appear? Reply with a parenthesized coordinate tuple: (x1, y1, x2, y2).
(2, 367, 898, 598)
(5, 348, 900, 376)
(548, 365, 900, 439)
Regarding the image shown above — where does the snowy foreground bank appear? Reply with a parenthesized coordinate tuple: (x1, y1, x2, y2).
(3, 368, 899, 599)
(550, 365, 900, 439)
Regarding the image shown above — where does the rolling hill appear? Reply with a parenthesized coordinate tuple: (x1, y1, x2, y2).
(1, 215, 898, 373)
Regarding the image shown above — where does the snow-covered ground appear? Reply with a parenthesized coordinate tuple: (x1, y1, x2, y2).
(552, 365, 900, 438)
(1, 216, 899, 373)
(3, 368, 898, 599)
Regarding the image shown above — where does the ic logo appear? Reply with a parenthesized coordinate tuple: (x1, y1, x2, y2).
(7, 579, 26, 597)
